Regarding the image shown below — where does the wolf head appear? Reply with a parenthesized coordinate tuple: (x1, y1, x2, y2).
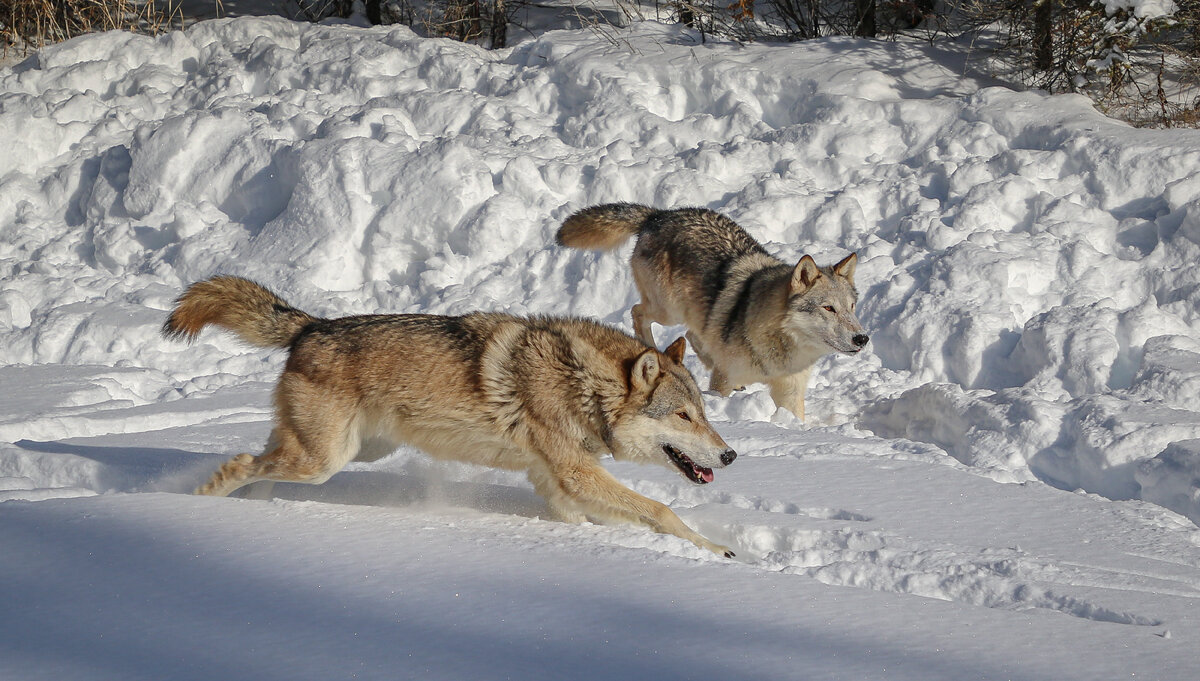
(609, 337, 737, 484)
(786, 253, 869, 355)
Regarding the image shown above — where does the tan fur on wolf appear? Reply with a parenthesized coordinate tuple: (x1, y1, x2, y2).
(164, 276, 738, 557)
(559, 204, 868, 420)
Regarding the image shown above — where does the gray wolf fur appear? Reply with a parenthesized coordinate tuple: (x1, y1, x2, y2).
(557, 204, 868, 420)
(163, 276, 739, 557)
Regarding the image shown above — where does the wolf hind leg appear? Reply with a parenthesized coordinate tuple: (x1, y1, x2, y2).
(684, 331, 714, 369)
(710, 367, 749, 396)
(195, 453, 264, 496)
(631, 303, 656, 346)
(767, 368, 812, 420)
(195, 414, 358, 497)
(631, 262, 675, 348)
(195, 443, 322, 498)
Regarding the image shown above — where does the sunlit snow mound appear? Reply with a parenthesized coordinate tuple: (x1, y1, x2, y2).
(2, 17, 1200, 523)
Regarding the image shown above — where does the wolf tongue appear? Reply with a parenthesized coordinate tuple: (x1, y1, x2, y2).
(696, 465, 714, 483)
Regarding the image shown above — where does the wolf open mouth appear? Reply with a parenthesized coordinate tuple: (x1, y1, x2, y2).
(663, 444, 714, 484)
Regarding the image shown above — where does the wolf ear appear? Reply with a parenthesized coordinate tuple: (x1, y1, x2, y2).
(663, 337, 687, 364)
(791, 255, 821, 292)
(833, 252, 857, 284)
(630, 349, 662, 393)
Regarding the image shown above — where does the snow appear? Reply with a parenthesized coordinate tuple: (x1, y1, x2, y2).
(3, 16, 1200, 680)
(1100, 0, 1177, 20)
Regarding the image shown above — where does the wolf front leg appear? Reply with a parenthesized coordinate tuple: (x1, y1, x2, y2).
(767, 367, 811, 420)
(548, 457, 735, 558)
(526, 462, 589, 523)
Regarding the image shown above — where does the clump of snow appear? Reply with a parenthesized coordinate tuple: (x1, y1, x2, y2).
(1100, 0, 1177, 20)
(1137, 438, 1200, 522)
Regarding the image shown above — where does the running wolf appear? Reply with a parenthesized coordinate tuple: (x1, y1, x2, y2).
(163, 276, 738, 557)
(557, 204, 868, 420)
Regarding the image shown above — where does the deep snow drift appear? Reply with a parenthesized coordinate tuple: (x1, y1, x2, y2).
(2, 17, 1200, 680)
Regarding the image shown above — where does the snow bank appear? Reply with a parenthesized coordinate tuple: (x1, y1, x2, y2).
(5, 19, 1200, 680)
(2, 18, 1200, 524)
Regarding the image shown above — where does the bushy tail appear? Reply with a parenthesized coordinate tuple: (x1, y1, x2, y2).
(162, 276, 319, 348)
(556, 203, 658, 251)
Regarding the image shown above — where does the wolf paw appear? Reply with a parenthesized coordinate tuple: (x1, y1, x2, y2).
(698, 538, 736, 559)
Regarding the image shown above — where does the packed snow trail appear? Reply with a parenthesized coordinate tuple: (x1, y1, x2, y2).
(3, 406, 1199, 680)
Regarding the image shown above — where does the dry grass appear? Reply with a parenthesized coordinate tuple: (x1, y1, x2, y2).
(2, 0, 179, 56)
(1109, 48, 1200, 128)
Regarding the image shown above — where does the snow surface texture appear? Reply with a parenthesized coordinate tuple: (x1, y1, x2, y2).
(2, 17, 1200, 680)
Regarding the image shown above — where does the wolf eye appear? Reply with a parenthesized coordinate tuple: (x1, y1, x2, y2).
(676, 411, 692, 422)
(823, 305, 836, 313)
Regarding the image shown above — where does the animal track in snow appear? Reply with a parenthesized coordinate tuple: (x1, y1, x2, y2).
(619, 463, 1190, 629)
(632, 473, 1185, 629)
(624, 478, 874, 523)
(706, 519, 1171, 627)
(715, 494, 874, 522)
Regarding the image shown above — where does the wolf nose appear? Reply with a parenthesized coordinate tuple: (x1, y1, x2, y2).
(852, 334, 870, 348)
(720, 449, 737, 466)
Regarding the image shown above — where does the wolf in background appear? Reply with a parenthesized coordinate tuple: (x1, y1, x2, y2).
(163, 276, 739, 557)
(557, 203, 868, 420)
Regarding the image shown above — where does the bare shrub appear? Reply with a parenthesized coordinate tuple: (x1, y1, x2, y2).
(957, 0, 1198, 126)
(634, 0, 929, 42)
(365, 0, 518, 47)
(289, 0, 356, 22)
(2, 0, 175, 54)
